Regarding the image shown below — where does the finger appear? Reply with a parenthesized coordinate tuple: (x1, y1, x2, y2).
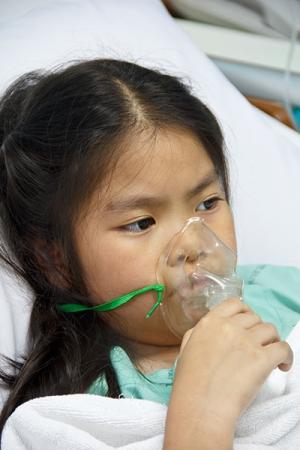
(249, 322, 280, 346)
(211, 298, 252, 318)
(230, 311, 262, 329)
(265, 341, 294, 372)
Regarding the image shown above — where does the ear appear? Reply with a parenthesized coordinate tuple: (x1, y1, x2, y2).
(34, 239, 69, 288)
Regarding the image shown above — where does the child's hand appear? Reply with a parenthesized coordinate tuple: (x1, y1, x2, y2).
(164, 298, 293, 450)
(177, 298, 293, 419)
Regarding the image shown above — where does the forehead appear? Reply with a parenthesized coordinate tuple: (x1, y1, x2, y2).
(102, 128, 214, 200)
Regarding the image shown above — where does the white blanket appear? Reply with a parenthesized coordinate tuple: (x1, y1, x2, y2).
(2, 321, 300, 450)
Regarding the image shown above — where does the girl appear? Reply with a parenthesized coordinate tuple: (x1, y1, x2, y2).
(0, 59, 296, 449)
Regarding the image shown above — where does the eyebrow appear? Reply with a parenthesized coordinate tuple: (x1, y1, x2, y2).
(186, 170, 220, 200)
(104, 170, 220, 213)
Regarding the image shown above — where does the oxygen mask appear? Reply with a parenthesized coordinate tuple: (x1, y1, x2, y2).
(156, 217, 243, 337)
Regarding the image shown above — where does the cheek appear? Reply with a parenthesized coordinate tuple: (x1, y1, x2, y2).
(79, 236, 159, 302)
(226, 210, 237, 252)
(205, 205, 237, 252)
(220, 215, 236, 252)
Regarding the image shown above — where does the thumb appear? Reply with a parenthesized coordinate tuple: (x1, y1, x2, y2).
(179, 327, 194, 357)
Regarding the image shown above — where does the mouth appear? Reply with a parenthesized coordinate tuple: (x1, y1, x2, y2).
(177, 272, 212, 298)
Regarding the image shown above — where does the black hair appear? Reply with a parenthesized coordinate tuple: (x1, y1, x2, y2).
(0, 59, 229, 429)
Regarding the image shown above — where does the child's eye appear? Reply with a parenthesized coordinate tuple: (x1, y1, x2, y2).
(196, 197, 221, 212)
(122, 217, 156, 233)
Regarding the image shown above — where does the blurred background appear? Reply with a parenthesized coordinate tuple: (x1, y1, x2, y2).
(163, 0, 300, 132)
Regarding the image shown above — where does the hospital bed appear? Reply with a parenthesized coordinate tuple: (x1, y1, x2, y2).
(1, 0, 300, 446)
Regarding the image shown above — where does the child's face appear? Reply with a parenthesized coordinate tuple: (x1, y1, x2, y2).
(74, 128, 236, 345)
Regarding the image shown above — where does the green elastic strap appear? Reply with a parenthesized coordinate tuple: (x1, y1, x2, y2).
(58, 284, 165, 319)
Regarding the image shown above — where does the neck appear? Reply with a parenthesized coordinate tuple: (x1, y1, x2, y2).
(127, 340, 180, 374)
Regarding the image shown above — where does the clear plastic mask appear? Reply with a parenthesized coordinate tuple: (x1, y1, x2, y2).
(156, 217, 243, 338)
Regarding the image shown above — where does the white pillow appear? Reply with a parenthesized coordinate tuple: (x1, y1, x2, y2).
(0, 268, 31, 408)
(0, 0, 300, 407)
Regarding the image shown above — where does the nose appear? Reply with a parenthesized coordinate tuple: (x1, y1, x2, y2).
(172, 243, 208, 267)
(166, 218, 210, 268)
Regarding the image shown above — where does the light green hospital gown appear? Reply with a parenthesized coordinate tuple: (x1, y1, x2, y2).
(88, 265, 300, 405)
